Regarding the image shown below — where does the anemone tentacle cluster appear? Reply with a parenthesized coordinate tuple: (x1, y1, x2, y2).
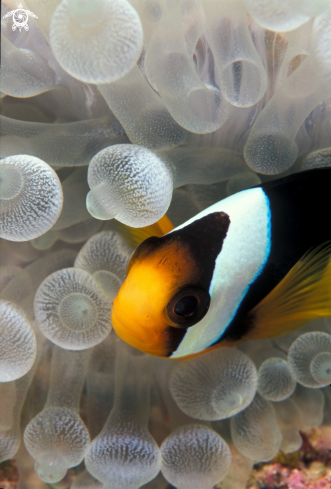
(1, 0, 331, 487)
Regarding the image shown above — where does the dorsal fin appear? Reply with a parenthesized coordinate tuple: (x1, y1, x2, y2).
(247, 242, 331, 339)
(115, 215, 174, 248)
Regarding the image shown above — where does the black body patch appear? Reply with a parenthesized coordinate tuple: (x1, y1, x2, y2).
(218, 167, 331, 343)
(168, 211, 230, 291)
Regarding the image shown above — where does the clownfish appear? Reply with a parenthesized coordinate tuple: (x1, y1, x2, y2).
(112, 168, 331, 359)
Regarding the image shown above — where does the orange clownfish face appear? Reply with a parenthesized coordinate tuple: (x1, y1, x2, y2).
(112, 212, 230, 357)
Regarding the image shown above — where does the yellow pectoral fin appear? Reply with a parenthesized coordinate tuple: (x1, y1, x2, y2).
(115, 214, 174, 247)
(248, 242, 331, 339)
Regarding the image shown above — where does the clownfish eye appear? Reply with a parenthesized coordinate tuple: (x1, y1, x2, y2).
(165, 287, 210, 328)
(174, 295, 198, 317)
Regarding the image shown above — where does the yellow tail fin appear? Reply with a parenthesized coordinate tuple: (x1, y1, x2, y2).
(248, 242, 331, 339)
(115, 215, 174, 248)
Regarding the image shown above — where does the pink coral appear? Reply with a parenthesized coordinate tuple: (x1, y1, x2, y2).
(287, 469, 305, 488)
(247, 427, 331, 489)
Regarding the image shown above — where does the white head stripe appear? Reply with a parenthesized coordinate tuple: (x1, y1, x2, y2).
(171, 187, 271, 358)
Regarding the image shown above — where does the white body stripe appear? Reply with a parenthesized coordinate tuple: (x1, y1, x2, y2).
(171, 187, 271, 358)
